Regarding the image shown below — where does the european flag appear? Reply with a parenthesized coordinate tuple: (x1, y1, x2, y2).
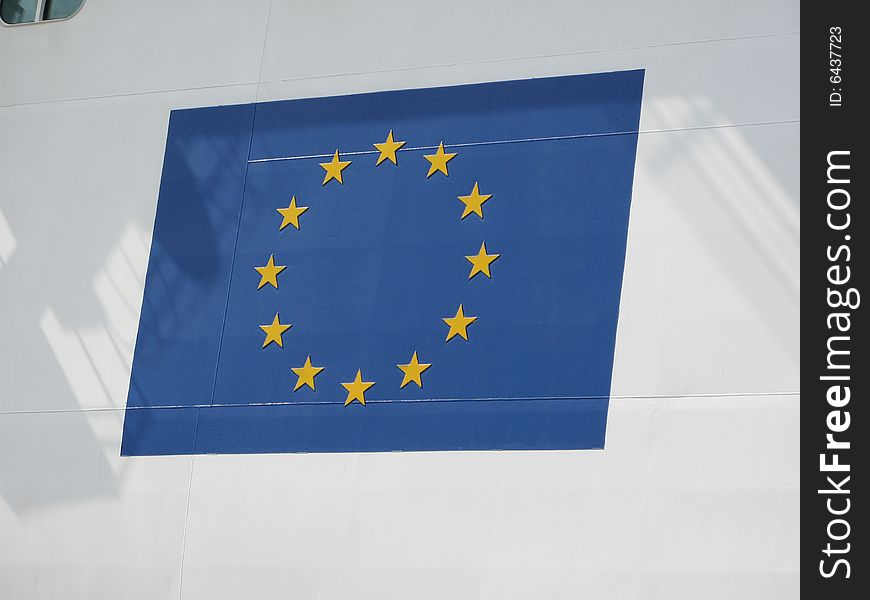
(121, 70, 644, 455)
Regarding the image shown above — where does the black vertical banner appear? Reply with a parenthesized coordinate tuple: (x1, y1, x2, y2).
(803, 3, 866, 597)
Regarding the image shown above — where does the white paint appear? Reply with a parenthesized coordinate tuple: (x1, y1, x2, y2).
(0, 207, 17, 265)
(0, 0, 799, 598)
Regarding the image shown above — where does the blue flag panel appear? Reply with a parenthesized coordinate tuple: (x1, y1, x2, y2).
(121, 70, 644, 455)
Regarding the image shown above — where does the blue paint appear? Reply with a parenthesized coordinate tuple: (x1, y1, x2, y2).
(121, 70, 644, 455)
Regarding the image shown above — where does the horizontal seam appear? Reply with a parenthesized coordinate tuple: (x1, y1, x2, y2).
(0, 391, 800, 415)
(248, 119, 800, 163)
(0, 31, 799, 109)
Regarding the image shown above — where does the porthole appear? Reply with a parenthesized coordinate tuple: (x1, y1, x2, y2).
(1, 0, 85, 25)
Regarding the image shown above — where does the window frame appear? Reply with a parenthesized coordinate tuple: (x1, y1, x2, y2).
(0, 0, 86, 26)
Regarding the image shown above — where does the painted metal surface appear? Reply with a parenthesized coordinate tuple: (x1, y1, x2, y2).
(0, 1, 799, 598)
(122, 72, 643, 455)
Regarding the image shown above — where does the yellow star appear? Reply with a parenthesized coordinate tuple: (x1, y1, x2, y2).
(466, 242, 500, 279)
(373, 130, 406, 166)
(443, 304, 477, 342)
(397, 351, 432, 389)
(341, 370, 375, 406)
(254, 254, 286, 290)
(457, 182, 492, 219)
(276, 196, 309, 230)
(260, 313, 292, 348)
(320, 149, 352, 185)
(423, 141, 457, 177)
(292, 355, 325, 391)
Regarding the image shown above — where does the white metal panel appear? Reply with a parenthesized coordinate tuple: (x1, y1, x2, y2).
(0, 409, 191, 599)
(614, 122, 799, 396)
(0, 0, 271, 106)
(258, 0, 799, 86)
(177, 394, 799, 600)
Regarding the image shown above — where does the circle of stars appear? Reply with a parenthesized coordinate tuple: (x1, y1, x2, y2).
(255, 131, 500, 407)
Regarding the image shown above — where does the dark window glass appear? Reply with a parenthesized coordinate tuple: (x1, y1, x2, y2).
(0, 0, 38, 24)
(43, 0, 83, 20)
